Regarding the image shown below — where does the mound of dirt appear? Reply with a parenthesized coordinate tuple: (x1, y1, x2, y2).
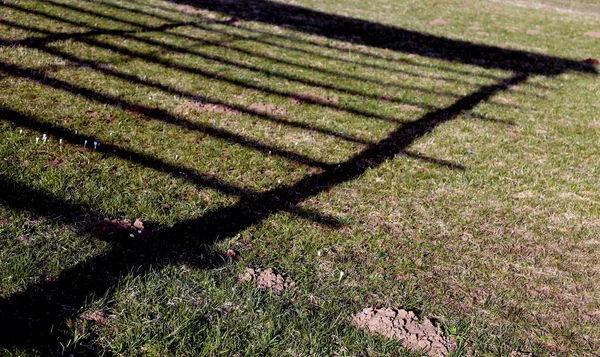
(238, 267, 295, 295)
(351, 308, 456, 357)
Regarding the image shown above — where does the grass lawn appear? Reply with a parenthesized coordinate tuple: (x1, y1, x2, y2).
(0, 0, 598, 355)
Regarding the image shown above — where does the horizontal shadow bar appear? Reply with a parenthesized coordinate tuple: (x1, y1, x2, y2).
(1, 2, 440, 122)
(0, 106, 344, 228)
(0, 60, 335, 169)
(169, 0, 597, 76)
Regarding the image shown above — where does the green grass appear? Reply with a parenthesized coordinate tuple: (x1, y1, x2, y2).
(0, 0, 599, 355)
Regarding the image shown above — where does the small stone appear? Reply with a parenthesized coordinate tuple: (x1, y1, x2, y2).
(133, 219, 144, 230)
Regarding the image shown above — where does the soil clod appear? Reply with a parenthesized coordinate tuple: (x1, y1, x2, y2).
(93, 218, 149, 238)
(351, 308, 456, 357)
(238, 267, 295, 295)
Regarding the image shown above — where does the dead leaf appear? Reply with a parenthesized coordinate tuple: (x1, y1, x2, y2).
(86, 110, 100, 119)
(584, 58, 599, 65)
(17, 235, 30, 245)
(223, 249, 241, 261)
(219, 302, 240, 313)
(80, 311, 107, 325)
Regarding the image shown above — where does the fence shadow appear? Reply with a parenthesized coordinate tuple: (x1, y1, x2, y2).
(0, 0, 596, 354)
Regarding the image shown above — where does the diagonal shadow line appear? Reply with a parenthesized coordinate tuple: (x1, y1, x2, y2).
(0, 20, 192, 47)
(117, 28, 462, 101)
(162, 22, 501, 90)
(0, 72, 528, 353)
(0, 44, 466, 173)
(0, 106, 343, 227)
(170, 0, 596, 76)
(65, 0, 489, 85)
(19, 0, 469, 101)
(0, 31, 470, 173)
(0, 61, 335, 170)
(25, 0, 543, 107)
(77, 0, 516, 82)
(0, 19, 377, 146)
(1, 2, 443, 121)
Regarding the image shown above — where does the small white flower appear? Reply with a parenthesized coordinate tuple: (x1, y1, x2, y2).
(59, 139, 63, 145)
(175, 155, 179, 160)
(338, 271, 345, 282)
(93, 141, 98, 149)
(35, 137, 39, 144)
(129, 234, 135, 238)
(42, 134, 47, 143)
(317, 250, 322, 256)
(84, 140, 87, 147)
(19, 129, 23, 134)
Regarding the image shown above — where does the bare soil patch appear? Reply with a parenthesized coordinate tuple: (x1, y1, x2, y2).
(395, 104, 424, 112)
(289, 92, 339, 106)
(174, 4, 202, 15)
(248, 102, 290, 116)
(352, 308, 456, 357)
(510, 352, 534, 357)
(584, 31, 600, 38)
(80, 310, 108, 325)
(175, 101, 241, 116)
(93, 218, 148, 238)
(526, 29, 540, 35)
(429, 19, 449, 26)
(238, 267, 295, 295)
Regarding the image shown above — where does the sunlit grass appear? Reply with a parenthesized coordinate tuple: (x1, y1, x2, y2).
(0, 0, 598, 355)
